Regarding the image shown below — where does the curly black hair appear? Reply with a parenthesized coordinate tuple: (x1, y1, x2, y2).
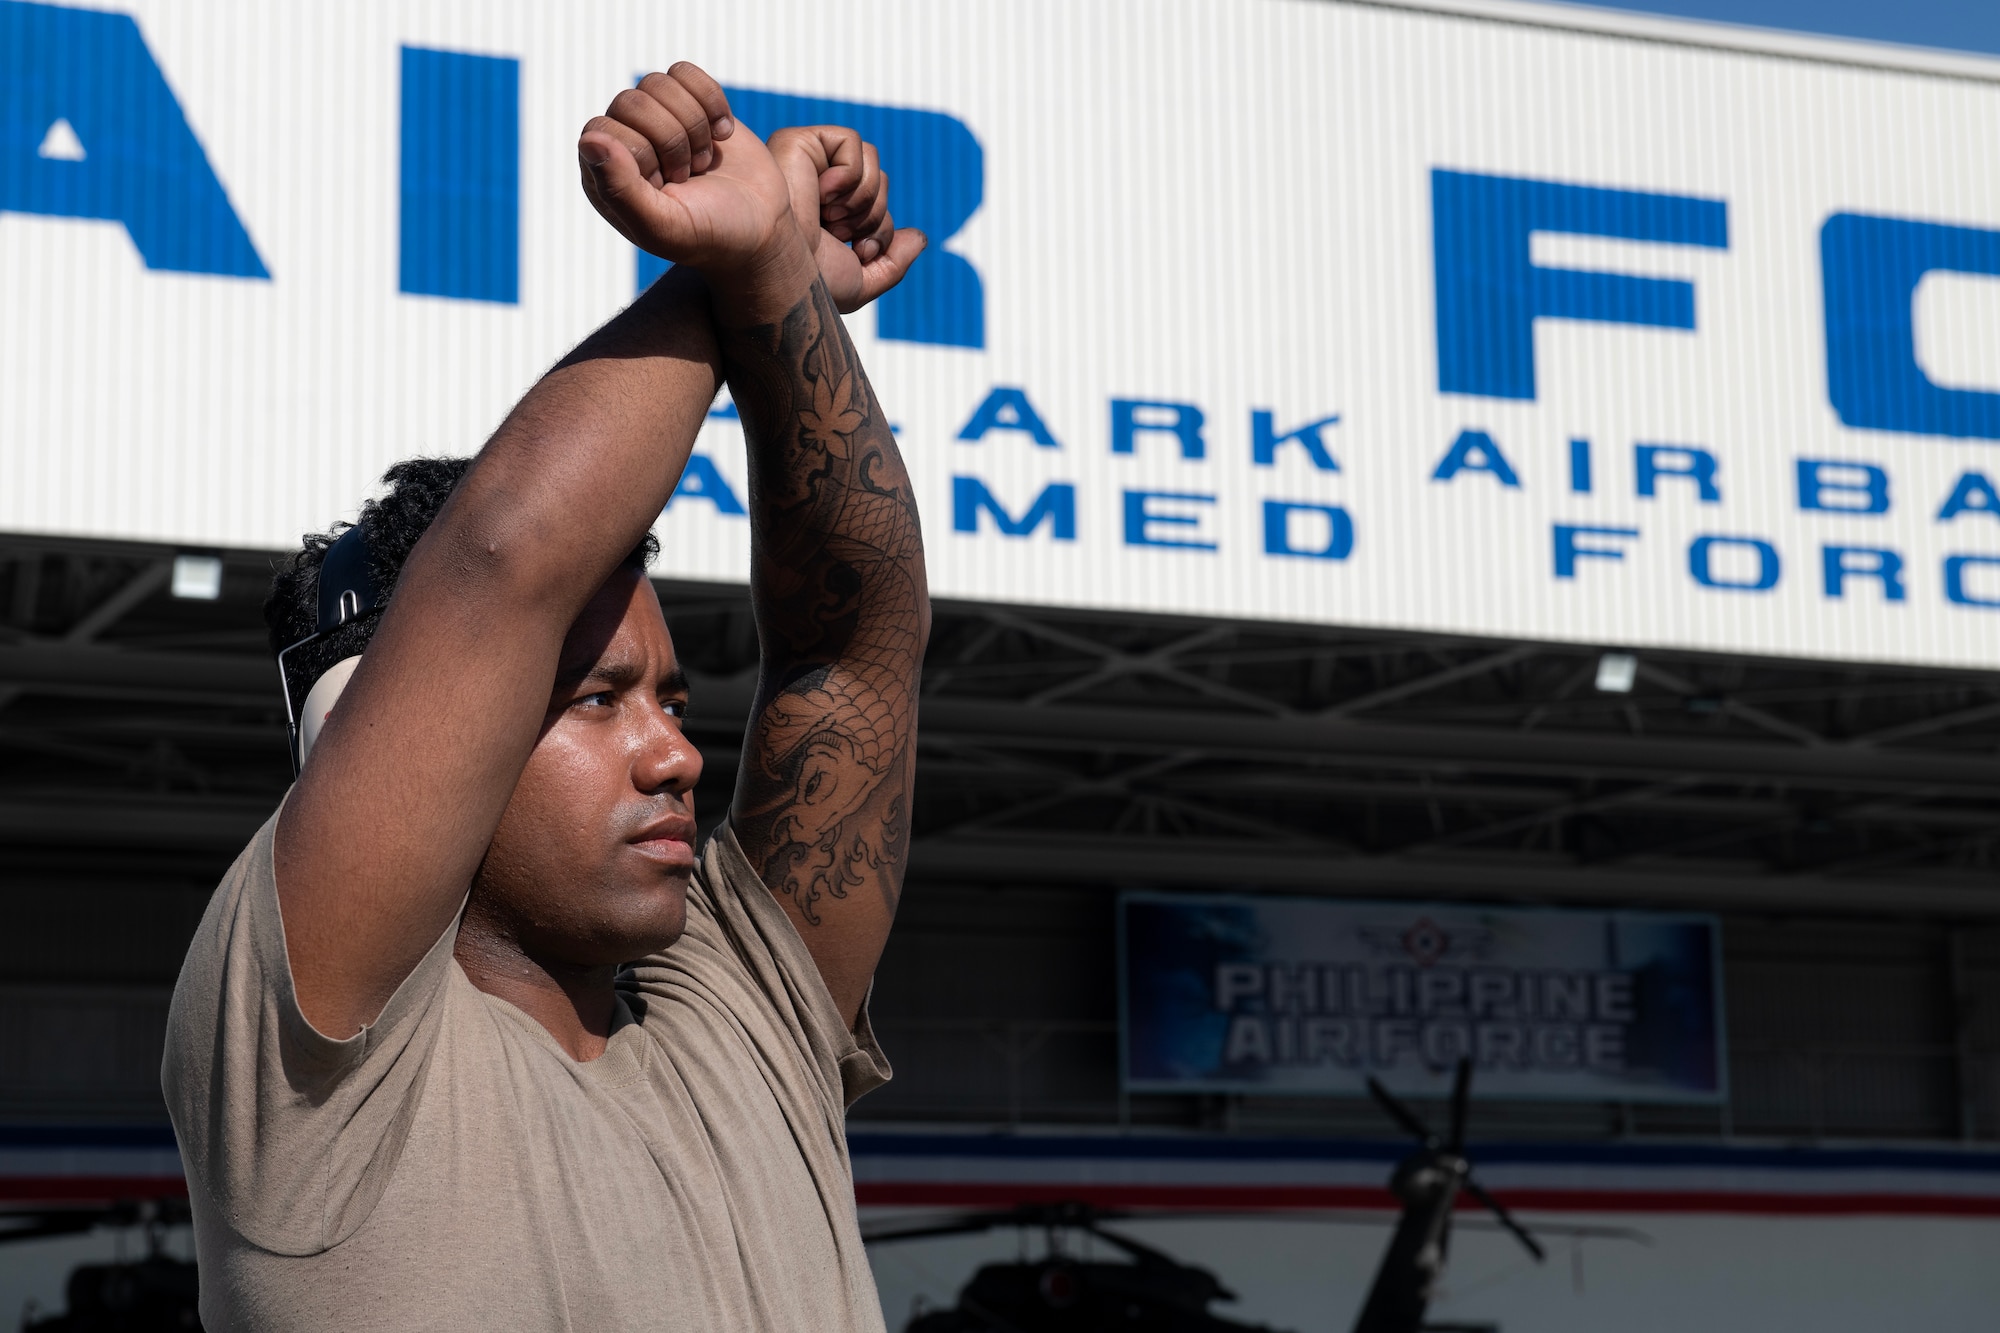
(266, 457, 660, 711)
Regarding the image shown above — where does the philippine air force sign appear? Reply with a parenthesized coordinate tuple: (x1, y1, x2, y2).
(2, 0, 1999, 667)
(1119, 892, 1725, 1103)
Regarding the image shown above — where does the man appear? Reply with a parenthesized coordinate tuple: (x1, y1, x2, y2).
(162, 64, 928, 1331)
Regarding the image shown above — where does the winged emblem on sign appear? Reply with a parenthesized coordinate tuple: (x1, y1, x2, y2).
(1355, 916, 1496, 968)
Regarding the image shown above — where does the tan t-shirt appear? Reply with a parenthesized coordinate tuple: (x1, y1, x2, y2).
(161, 812, 891, 1332)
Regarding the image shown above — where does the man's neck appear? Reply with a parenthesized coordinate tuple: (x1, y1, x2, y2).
(453, 909, 621, 1062)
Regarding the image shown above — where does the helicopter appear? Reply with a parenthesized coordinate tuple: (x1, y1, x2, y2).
(871, 1199, 1278, 1333)
(1352, 1058, 1544, 1333)
(0, 1198, 201, 1332)
(866, 1059, 1554, 1333)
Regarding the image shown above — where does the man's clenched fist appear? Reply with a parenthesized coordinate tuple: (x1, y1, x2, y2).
(768, 125, 926, 314)
(578, 62, 801, 314)
(578, 63, 922, 318)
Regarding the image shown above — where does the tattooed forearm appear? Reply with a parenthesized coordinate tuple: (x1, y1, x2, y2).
(720, 279, 928, 935)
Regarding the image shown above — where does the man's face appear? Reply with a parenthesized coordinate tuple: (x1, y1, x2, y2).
(469, 567, 703, 966)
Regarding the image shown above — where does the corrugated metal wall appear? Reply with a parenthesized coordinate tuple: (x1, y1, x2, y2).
(1727, 919, 1962, 1139)
(3, 0, 2000, 667)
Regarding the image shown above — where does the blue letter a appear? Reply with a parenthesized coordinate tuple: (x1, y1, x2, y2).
(958, 387, 1059, 447)
(0, 0, 267, 277)
(1433, 430, 1521, 487)
(1939, 471, 2000, 522)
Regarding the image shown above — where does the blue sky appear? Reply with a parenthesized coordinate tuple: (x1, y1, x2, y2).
(1552, 0, 2000, 57)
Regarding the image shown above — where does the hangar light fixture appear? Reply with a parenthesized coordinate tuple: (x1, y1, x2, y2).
(1595, 652, 1637, 693)
(171, 554, 223, 601)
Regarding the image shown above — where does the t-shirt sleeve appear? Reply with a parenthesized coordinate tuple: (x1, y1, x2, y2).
(624, 824, 892, 1120)
(160, 805, 462, 1257)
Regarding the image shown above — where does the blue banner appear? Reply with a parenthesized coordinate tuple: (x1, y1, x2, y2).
(1120, 893, 1724, 1103)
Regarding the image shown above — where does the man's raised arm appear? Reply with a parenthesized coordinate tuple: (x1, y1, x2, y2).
(721, 134, 932, 1025)
(274, 68, 852, 1041)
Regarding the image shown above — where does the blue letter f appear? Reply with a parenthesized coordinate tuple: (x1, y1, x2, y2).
(1432, 169, 1726, 401)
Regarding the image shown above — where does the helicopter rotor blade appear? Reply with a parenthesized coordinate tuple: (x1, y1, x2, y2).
(1086, 1222, 1207, 1273)
(0, 1212, 100, 1246)
(1365, 1075, 1439, 1148)
(862, 1201, 1138, 1248)
(1464, 1176, 1546, 1263)
(1446, 1057, 1473, 1154)
(862, 1220, 1007, 1245)
(861, 1210, 1033, 1246)
(0, 1200, 182, 1248)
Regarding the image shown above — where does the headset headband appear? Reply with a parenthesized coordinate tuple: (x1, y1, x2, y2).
(277, 525, 382, 776)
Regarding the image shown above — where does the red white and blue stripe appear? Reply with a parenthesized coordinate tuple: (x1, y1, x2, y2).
(7, 1126, 2000, 1217)
(848, 1132, 2000, 1217)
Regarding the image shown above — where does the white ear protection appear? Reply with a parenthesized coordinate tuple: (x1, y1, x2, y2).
(298, 655, 364, 765)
